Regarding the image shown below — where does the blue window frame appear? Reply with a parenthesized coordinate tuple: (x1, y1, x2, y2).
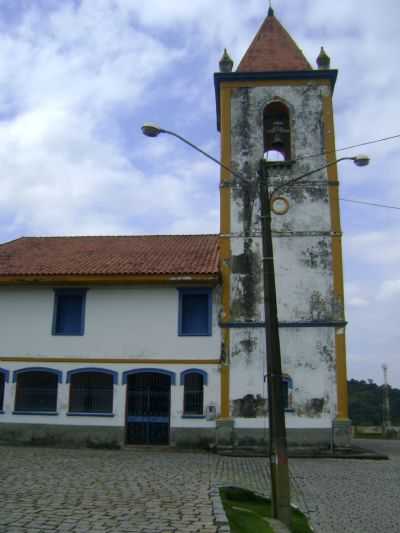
(181, 370, 207, 416)
(122, 368, 176, 385)
(52, 289, 87, 336)
(0, 369, 8, 412)
(178, 288, 212, 336)
(282, 376, 293, 411)
(67, 369, 115, 415)
(13, 368, 61, 414)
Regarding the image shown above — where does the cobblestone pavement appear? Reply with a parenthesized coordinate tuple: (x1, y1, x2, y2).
(0, 443, 399, 533)
(289, 440, 400, 533)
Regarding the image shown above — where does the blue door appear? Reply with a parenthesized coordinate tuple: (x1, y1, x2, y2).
(126, 372, 170, 445)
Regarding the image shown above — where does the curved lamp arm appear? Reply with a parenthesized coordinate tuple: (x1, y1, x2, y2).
(271, 156, 370, 196)
(142, 123, 243, 181)
(141, 124, 369, 193)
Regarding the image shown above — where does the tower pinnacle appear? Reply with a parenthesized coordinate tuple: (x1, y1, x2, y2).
(219, 48, 234, 73)
(316, 46, 331, 69)
(268, 0, 274, 17)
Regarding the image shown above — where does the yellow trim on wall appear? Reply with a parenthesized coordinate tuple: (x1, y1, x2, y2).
(220, 79, 331, 90)
(323, 95, 349, 420)
(219, 86, 232, 418)
(0, 357, 220, 365)
(0, 274, 219, 286)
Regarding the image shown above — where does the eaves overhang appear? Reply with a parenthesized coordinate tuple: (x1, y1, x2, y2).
(0, 274, 220, 286)
(214, 69, 338, 131)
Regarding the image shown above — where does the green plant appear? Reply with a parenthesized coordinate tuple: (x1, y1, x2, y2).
(220, 486, 312, 533)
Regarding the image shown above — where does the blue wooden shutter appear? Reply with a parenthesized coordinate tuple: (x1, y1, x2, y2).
(55, 293, 84, 334)
(181, 293, 209, 335)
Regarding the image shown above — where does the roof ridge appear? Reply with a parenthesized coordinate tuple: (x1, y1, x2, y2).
(17, 234, 219, 239)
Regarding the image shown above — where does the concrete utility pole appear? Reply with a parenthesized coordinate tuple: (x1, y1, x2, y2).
(141, 122, 370, 529)
(382, 364, 391, 434)
(258, 159, 291, 524)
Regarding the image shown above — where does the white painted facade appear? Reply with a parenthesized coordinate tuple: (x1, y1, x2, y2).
(0, 285, 220, 359)
(0, 285, 221, 443)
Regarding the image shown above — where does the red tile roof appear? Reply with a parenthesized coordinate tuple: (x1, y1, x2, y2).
(237, 10, 312, 72)
(0, 235, 219, 277)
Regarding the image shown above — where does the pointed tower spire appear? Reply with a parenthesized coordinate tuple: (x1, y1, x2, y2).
(237, 9, 311, 72)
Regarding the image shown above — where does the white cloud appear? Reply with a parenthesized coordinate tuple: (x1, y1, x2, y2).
(0, 1, 189, 237)
(345, 282, 369, 308)
(378, 280, 400, 301)
(346, 231, 400, 265)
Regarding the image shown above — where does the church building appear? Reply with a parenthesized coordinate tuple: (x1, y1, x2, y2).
(0, 8, 350, 448)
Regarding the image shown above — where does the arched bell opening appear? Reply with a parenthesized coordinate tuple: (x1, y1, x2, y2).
(263, 101, 291, 161)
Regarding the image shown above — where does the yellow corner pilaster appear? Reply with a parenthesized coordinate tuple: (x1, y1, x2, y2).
(323, 95, 349, 420)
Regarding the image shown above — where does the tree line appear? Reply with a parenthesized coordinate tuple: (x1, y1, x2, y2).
(348, 378, 400, 426)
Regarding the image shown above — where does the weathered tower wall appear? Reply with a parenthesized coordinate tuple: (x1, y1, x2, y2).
(218, 79, 349, 447)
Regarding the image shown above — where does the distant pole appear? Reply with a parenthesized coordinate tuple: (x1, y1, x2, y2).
(382, 364, 391, 434)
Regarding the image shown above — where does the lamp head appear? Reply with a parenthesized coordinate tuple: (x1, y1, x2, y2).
(352, 155, 370, 167)
(141, 123, 163, 137)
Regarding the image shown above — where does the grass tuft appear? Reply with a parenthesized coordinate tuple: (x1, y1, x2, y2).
(220, 486, 312, 533)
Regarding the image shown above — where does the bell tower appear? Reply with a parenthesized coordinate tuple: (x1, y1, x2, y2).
(215, 7, 350, 446)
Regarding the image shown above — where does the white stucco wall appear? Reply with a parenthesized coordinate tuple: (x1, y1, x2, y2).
(0, 285, 220, 359)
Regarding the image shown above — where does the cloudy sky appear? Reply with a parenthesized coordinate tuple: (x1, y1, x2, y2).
(0, 0, 399, 387)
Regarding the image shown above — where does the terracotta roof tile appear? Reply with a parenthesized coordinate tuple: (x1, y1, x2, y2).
(238, 11, 312, 72)
(0, 235, 219, 277)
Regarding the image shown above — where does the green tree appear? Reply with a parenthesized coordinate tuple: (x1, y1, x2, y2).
(348, 379, 400, 426)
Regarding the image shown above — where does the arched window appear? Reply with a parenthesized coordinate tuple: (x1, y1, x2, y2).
(14, 368, 60, 413)
(0, 369, 8, 412)
(263, 102, 291, 161)
(68, 370, 115, 414)
(182, 370, 207, 416)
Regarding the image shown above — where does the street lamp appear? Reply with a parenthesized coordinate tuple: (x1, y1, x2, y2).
(141, 123, 243, 180)
(141, 123, 369, 526)
(141, 123, 369, 178)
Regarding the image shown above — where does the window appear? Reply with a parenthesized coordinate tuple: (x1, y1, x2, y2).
(282, 379, 289, 410)
(182, 370, 207, 416)
(14, 369, 60, 413)
(53, 289, 87, 336)
(263, 101, 291, 161)
(178, 288, 212, 336)
(282, 375, 293, 411)
(0, 370, 7, 411)
(68, 370, 115, 414)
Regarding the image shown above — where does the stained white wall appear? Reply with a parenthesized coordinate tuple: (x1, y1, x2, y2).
(0, 285, 220, 359)
(229, 327, 337, 428)
(227, 83, 339, 425)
